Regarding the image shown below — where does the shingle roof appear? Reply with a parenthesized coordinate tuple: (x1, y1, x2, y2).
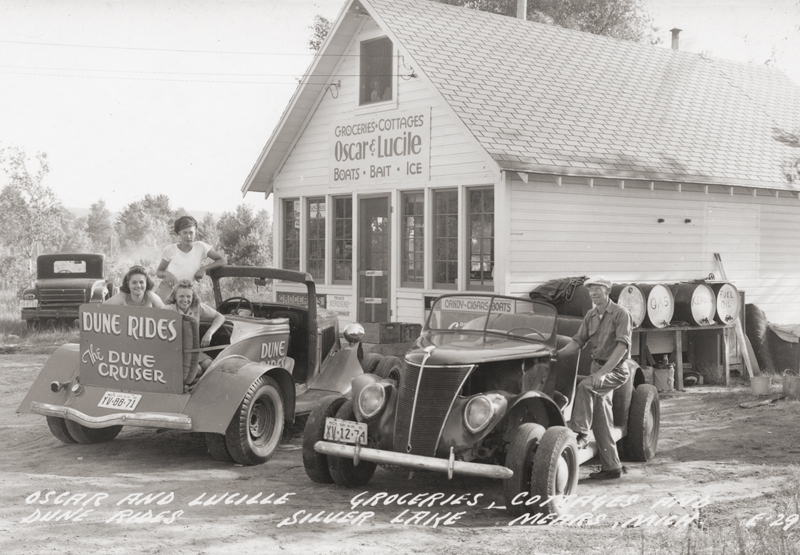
(368, 0, 800, 190)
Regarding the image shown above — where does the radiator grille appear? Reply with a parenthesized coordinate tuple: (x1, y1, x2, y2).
(319, 325, 338, 359)
(39, 288, 86, 305)
(393, 361, 472, 456)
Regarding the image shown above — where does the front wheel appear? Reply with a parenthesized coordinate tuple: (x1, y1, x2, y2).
(224, 375, 284, 466)
(205, 433, 235, 463)
(303, 396, 347, 483)
(502, 422, 546, 517)
(64, 420, 122, 444)
(46, 416, 77, 444)
(626, 384, 660, 462)
(328, 400, 377, 487)
(531, 426, 579, 516)
(374, 356, 403, 382)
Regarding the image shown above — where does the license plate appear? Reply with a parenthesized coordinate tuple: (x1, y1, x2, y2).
(98, 391, 142, 411)
(324, 417, 367, 445)
(21, 299, 38, 308)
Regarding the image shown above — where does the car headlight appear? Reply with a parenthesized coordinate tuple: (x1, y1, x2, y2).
(23, 293, 36, 300)
(464, 395, 495, 433)
(358, 383, 386, 419)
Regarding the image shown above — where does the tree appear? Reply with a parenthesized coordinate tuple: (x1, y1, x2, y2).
(217, 205, 272, 267)
(308, 15, 332, 52)
(0, 147, 68, 273)
(115, 194, 182, 250)
(774, 127, 800, 183)
(197, 212, 219, 246)
(57, 213, 93, 253)
(86, 199, 117, 254)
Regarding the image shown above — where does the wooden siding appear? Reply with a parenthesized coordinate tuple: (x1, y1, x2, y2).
(272, 18, 496, 197)
(508, 175, 800, 324)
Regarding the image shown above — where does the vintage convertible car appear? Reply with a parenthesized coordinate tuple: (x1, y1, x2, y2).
(21, 253, 118, 329)
(304, 293, 660, 516)
(17, 266, 384, 466)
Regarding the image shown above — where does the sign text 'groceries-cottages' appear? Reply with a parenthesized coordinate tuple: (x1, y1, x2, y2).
(330, 108, 430, 186)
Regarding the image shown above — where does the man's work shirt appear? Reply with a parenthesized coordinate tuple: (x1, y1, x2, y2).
(572, 300, 632, 364)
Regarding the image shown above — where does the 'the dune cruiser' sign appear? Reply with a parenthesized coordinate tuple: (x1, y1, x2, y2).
(79, 304, 184, 394)
(329, 108, 430, 186)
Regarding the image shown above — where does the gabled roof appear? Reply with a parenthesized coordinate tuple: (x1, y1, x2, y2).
(243, 0, 800, 195)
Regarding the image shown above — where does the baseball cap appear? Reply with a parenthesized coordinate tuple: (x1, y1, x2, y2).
(584, 275, 613, 289)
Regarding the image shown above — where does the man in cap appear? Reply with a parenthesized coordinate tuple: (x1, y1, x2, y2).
(557, 275, 632, 480)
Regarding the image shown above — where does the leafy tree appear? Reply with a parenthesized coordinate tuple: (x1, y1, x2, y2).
(197, 213, 220, 246)
(115, 194, 183, 250)
(308, 15, 332, 52)
(86, 199, 117, 254)
(217, 205, 272, 267)
(57, 213, 93, 253)
(0, 147, 68, 275)
(774, 127, 800, 183)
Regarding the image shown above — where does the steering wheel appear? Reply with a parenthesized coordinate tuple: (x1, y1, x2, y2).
(221, 296, 255, 317)
(505, 326, 546, 340)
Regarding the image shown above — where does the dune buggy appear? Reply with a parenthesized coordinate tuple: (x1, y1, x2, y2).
(17, 266, 387, 466)
(304, 293, 660, 516)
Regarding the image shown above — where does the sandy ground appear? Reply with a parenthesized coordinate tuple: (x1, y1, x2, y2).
(2, 353, 799, 554)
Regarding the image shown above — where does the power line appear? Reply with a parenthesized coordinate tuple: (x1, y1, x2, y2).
(0, 70, 330, 85)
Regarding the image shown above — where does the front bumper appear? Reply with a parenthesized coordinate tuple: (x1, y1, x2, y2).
(314, 441, 513, 480)
(22, 307, 82, 320)
(30, 402, 193, 430)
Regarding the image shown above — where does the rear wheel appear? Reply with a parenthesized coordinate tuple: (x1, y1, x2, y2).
(205, 433, 235, 463)
(502, 422, 546, 517)
(360, 353, 383, 374)
(64, 420, 122, 444)
(303, 396, 347, 483)
(328, 400, 376, 487)
(46, 416, 77, 444)
(626, 384, 660, 462)
(374, 356, 403, 382)
(531, 426, 579, 516)
(224, 375, 284, 466)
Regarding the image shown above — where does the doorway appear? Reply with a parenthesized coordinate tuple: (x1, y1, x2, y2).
(358, 195, 390, 323)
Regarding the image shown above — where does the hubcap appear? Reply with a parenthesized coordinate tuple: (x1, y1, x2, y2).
(555, 454, 569, 494)
(249, 397, 275, 446)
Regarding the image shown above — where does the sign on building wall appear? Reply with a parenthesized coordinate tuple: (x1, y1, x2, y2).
(329, 108, 431, 186)
(276, 291, 327, 309)
(327, 294, 351, 318)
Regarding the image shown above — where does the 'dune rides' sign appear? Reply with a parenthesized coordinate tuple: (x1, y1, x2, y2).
(329, 108, 430, 186)
(79, 304, 183, 394)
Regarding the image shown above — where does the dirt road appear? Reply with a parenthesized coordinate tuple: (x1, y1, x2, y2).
(2, 353, 799, 554)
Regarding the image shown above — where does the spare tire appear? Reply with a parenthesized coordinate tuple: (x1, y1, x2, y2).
(745, 304, 775, 373)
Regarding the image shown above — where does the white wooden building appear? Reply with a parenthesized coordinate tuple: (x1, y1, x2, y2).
(242, 0, 800, 327)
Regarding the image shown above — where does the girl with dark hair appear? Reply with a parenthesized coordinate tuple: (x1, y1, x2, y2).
(155, 215, 227, 300)
(105, 265, 165, 307)
(165, 280, 225, 373)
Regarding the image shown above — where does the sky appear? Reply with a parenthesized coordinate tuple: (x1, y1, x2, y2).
(0, 0, 798, 216)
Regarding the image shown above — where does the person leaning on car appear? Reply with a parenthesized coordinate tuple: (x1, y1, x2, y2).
(557, 275, 632, 481)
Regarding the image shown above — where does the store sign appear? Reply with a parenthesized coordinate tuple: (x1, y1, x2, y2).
(79, 304, 183, 394)
(276, 291, 327, 309)
(328, 295, 351, 318)
(329, 108, 430, 186)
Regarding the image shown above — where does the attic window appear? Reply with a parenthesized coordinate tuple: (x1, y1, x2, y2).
(360, 37, 393, 105)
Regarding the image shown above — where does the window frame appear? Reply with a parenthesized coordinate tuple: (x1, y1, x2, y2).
(400, 190, 425, 288)
(466, 187, 494, 291)
(306, 197, 326, 281)
(432, 188, 459, 290)
(358, 36, 396, 109)
(332, 196, 353, 285)
(282, 198, 300, 272)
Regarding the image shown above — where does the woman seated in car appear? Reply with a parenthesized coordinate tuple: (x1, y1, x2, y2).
(165, 280, 225, 374)
(105, 265, 165, 308)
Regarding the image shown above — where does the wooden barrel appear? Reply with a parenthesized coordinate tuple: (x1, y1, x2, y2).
(669, 283, 716, 326)
(637, 284, 674, 328)
(610, 284, 646, 328)
(710, 282, 740, 324)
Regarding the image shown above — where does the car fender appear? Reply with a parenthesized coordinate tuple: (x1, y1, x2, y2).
(16, 344, 80, 414)
(435, 389, 565, 456)
(306, 343, 363, 395)
(184, 355, 296, 434)
(351, 373, 398, 451)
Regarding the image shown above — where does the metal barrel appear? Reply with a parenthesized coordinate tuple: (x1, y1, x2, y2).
(637, 284, 674, 328)
(668, 283, 717, 326)
(710, 282, 740, 324)
(610, 284, 646, 328)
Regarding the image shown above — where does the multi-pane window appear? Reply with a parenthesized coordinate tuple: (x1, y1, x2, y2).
(307, 197, 326, 280)
(433, 189, 458, 289)
(360, 37, 393, 105)
(401, 191, 424, 287)
(282, 199, 300, 271)
(333, 197, 353, 283)
(468, 188, 494, 290)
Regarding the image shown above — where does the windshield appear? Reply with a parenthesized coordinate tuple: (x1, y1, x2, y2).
(427, 295, 556, 341)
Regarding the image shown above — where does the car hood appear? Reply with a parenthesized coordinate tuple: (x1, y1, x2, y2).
(405, 332, 553, 366)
